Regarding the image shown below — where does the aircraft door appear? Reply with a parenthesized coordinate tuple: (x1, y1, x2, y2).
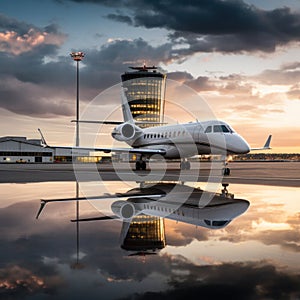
(192, 124, 202, 143)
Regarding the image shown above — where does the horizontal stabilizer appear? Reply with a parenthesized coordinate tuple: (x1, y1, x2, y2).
(36, 193, 164, 219)
(72, 120, 123, 125)
(70, 215, 118, 222)
(71, 120, 167, 125)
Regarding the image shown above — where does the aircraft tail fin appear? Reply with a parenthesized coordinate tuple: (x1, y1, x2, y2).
(121, 88, 134, 123)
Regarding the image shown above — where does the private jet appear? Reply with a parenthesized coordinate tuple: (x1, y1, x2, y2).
(39, 89, 271, 175)
(36, 182, 250, 229)
(36, 182, 250, 256)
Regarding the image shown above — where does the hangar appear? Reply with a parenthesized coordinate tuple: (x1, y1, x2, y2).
(0, 136, 54, 163)
(0, 135, 113, 163)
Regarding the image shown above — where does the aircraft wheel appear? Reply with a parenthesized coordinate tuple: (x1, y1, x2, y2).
(186, 161, 191, 170)
(135, 161, 141, 171)
(223, 167, 230, 176)
(141, 161, 146, 170)
(180, 161, 190, 170)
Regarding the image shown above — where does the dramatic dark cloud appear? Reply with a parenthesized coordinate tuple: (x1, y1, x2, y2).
(0, 13, 173, 116)
(66, 0, 300, 54)
(106, 13, 133, 26)
(2, 1, 300, 118)
(121, 261, 300, 300)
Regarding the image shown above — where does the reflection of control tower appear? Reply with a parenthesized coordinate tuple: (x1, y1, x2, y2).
(121, 65, 166, 127)
(120, 215, 166, 253)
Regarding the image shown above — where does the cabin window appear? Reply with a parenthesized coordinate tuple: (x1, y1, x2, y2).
(205, 126, 212, 133)
(169, 132, 172, 138)
(173, 132, 176, 137)
(178, 131, 181, 136)
(143, 134, 146, 139)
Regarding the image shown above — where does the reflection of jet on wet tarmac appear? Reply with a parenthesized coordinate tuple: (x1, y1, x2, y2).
(36, 183, 250, 255)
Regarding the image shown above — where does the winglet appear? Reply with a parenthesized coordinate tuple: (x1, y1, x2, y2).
(36, 200, 47, 219)
(263, 134, 272, 149)
(38, 128, 49, 147)
(250, 134, 272, 151)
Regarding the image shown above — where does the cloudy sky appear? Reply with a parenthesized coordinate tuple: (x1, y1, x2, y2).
(1, 0, 300, 152)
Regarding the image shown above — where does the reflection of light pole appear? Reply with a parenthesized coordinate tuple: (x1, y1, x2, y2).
(70, 51, 84, 147)
(70, 52, 84, 268)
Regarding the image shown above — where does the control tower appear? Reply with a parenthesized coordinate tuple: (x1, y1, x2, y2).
(121, 65, 166, 127)
(120, 215, 166, 253)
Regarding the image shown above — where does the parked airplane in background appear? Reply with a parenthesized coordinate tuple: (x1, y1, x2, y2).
(39, 89, 272, 175)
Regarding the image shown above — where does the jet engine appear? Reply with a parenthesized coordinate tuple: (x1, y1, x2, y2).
(111, 200, 137, 220)
(111, 123, 141, 142)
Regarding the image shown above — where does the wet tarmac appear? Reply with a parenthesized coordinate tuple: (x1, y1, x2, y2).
(0, 161, 299, 187)
(0, 180, 299, 299)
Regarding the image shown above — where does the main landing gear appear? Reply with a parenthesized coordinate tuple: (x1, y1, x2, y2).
(135, 159, 146, 171)
(180, 159, 191, 170)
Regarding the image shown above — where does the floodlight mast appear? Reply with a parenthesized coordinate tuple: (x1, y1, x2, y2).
(70, 51, 84, 267)
(70, 51, 85, 147)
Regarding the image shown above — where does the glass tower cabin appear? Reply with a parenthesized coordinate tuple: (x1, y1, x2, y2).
(121, 65, 166, 128)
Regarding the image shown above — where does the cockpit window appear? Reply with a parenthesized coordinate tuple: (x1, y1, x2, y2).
(205, 126, 212, 133)
(204, 220, 211, 225)
(212, 220, 229, 226)
(213, 125, 230, 133)
(205, 220, 230, 227)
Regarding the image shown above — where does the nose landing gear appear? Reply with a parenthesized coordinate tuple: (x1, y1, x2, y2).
(180, 159, 191, 170)
(221, 183, 234, 199)
(222, 161, 230, 176)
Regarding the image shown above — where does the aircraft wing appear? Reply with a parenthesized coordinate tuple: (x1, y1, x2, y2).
(36, 192, 165, 219)
(38, 128, 166, 155)
(250, 135, 272, 151)
(55, 145, 166, 155)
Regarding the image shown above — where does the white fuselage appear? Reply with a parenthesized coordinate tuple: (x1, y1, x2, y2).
(112, 120, 250, 159)
(112, 183, 250, 229)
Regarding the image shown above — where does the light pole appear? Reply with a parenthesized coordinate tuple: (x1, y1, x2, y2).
(70, 51, 85, 147)
(70, 51, 84, 267)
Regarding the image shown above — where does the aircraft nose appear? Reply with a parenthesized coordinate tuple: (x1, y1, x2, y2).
(237, 136, 250, 154)
(226, 134, 250, 154)
(232, 200, 250, 217)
